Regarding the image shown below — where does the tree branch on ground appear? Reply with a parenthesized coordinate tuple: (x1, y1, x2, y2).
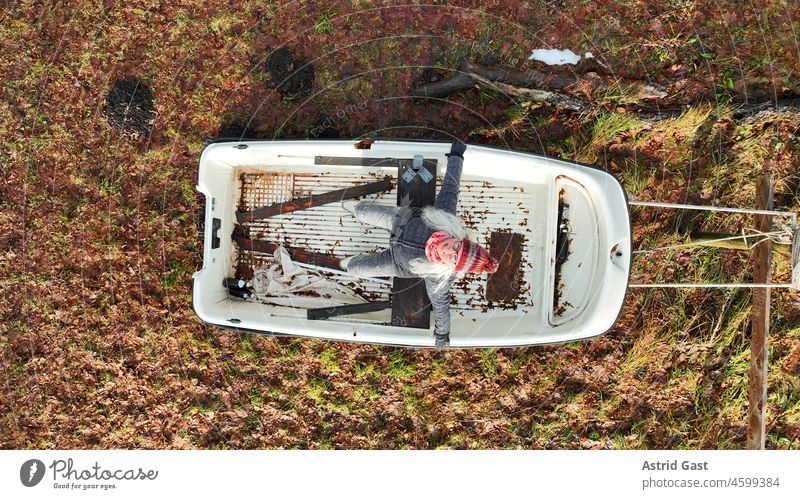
(410, 60, 674, 113)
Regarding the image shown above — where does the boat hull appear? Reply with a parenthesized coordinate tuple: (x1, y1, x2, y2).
(192, 139, 631, 348)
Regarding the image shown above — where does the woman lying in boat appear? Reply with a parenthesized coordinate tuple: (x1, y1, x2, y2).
(340, 141, 499, 349)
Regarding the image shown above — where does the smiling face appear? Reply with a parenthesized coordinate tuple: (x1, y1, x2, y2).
(435, 237, 463, 266)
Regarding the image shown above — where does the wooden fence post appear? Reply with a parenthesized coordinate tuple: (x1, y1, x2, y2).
(747, 175, 773, 449)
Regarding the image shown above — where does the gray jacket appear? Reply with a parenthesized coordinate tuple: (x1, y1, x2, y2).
(388, 155, 463, 337)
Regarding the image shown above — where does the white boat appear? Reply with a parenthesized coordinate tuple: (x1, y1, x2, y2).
(192, 139, 632, 348)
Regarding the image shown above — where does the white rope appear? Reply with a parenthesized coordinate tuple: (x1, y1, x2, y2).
(340, 200, 358, 214)
(629, 199, 800, 290)
(292, 261, 393, 285)
(629, 199, 797, 226)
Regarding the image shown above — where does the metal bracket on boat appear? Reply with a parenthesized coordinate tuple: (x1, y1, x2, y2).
(417, 166, 433, 183)
(408, 154, 433, 184)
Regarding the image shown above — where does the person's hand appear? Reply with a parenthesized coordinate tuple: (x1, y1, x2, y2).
(446, 141, 466, 158)
(435, 334, 450, 350)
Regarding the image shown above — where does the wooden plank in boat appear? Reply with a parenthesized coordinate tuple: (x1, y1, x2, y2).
(233, 236, 342, 270)
(236, 176, 391, 223)
(486, 231, 524, 303)
(307, 300, 392, 320)
(314, 156, 397, 167)
(391, 158, 437, 329)
(314, 156, 437, 172)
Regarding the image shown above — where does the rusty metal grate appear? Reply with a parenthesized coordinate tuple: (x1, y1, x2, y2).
(239, 172, 294, 211)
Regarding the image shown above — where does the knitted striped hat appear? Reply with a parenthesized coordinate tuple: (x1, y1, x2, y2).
(425, 231, 499, 274)
(457, 238, 499, 273)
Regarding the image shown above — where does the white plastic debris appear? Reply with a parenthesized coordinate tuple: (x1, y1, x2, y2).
(529, 48, 593, 65)
(251, 246, 367, 308)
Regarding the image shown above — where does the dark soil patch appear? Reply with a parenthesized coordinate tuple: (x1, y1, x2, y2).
(308, 114, 340, 138)
(266, 47, 315, 97)
(215, 119, 259, 141)
(102, 77, 155, 136)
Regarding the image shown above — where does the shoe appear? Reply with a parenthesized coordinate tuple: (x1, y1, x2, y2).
(339, 256, 353, 271)
(446, 141, 466, 159)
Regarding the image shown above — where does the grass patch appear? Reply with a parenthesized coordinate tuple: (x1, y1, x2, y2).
(319, 348, 341, 372)
(478, 349, 499, 378)
(386, 350, 416, 379)
(573, 111, 643, 165)
(314, 11, 335, 34)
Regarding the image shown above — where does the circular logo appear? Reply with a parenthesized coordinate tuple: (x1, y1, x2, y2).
(20, 459, 45, 487)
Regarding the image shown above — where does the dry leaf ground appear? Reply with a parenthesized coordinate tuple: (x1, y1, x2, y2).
(1, 0, 799, 449)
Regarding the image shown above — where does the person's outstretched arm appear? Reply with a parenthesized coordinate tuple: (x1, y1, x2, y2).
(434, 142, 466, 215)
